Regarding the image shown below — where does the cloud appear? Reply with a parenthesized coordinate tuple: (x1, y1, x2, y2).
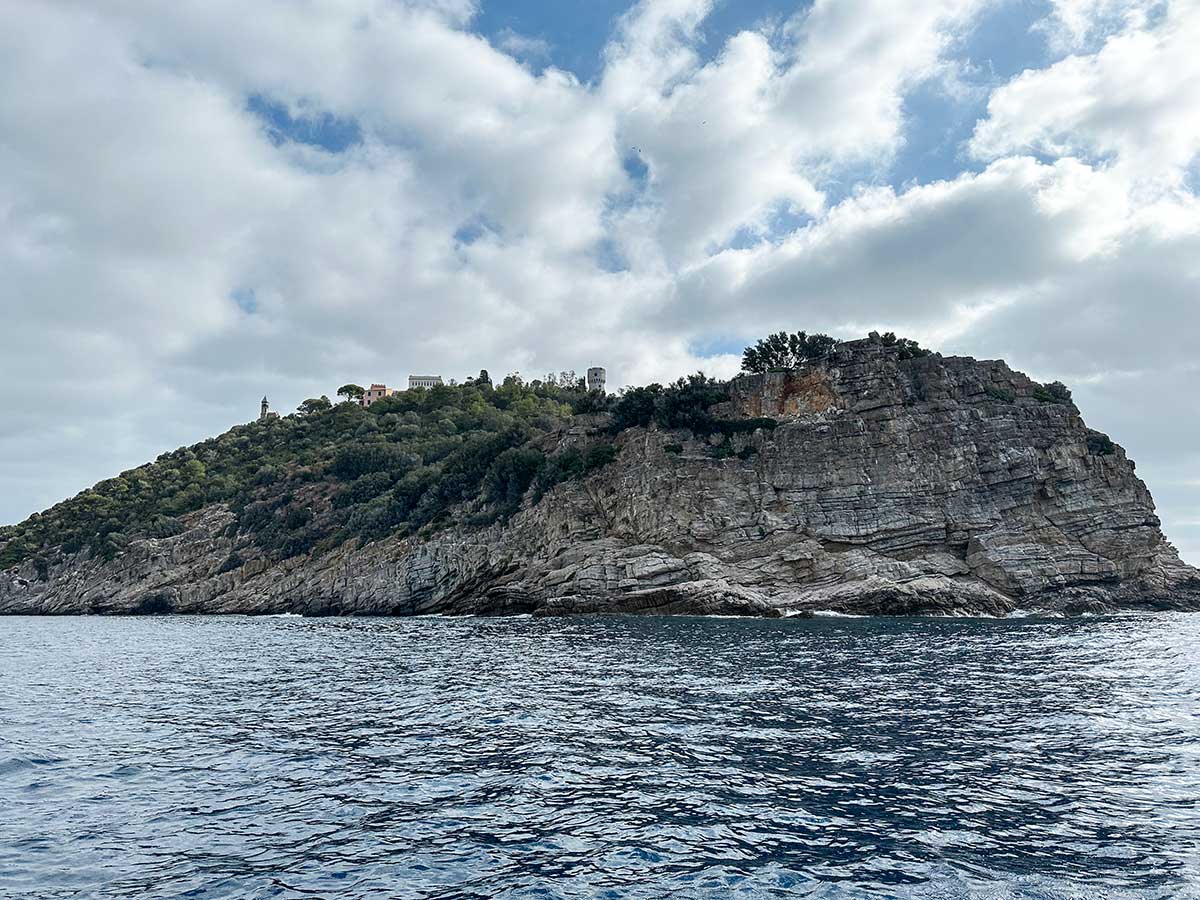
(603, 0, 992, 261)
(1037, 0, 1164, 50)
(495, 28, 552, 61)
(972, 4, 1200, 183)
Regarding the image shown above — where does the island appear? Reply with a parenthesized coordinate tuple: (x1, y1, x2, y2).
(3, 332, 1197, 617)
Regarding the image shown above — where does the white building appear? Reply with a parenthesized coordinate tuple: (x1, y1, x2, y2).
(586, 366, 607, 393)
(408, 375, 444, 389)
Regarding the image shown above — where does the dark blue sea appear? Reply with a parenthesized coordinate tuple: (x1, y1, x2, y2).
(2, 613, 1198, 899)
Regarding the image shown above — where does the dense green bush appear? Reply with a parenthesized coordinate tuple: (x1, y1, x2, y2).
(608, 373, 751, 438)
(484, 447, 546, 517)
(1034, 381, 1073, 404)
(742, 331, 840, 373)
(1087, 430, 1116, 456)
(879, 332, 933, 359)
(535, 448, 586, 498)
(331, 443, 419, 481)
(609, 384, 662, 432)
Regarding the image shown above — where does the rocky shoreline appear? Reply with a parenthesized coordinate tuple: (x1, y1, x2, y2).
(4, 340, 1198, 618)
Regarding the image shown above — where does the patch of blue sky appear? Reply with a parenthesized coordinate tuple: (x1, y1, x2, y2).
(246, 94, 362, 153)
(594, 237, 630, 273)
(690, 336, 750, 359)
(472, 0, 629, 80)
(710, 202, 814, 253)
(622, 150, 649, 185)
(694, 0, 813, 64)
(1183, 156, 1200, 196)
(231, 288, 257, 314)
(472, 0, 814, 82)
(600, 150, 652, 222)
(887, 0, 1060, 189)
(453, 214, 503, 247)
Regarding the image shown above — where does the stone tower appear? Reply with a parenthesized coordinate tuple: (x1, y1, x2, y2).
(586, 366, 607, 393)
(260, 397, 270, 421)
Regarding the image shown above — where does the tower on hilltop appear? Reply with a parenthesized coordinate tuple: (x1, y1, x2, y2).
(586, 367, 607, 393)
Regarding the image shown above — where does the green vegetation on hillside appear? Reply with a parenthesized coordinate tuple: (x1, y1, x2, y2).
(0, 378, 592, 569)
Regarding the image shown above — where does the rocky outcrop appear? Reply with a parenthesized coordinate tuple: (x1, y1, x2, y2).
(4, 339, 1198, 617)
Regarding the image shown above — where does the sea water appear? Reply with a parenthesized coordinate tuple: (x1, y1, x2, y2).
(2, 613, 1198, 899)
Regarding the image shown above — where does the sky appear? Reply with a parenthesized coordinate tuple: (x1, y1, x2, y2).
(1, 0, 1197, 563)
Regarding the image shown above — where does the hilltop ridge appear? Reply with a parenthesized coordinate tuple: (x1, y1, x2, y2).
(3, 335, 1198, 617)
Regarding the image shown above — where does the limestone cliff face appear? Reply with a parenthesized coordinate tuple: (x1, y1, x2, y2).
(3, 342, 1198, 617)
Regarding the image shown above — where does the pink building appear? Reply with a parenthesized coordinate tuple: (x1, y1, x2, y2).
(360, 384, 395, 406)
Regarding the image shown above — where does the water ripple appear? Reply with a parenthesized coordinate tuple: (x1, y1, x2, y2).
(1, 613, 1198, 899)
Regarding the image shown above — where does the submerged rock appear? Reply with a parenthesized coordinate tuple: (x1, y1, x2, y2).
(3, 341, 1198, 617)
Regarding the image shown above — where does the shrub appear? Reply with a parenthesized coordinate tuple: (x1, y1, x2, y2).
(571, 391, 612, 415)
(880, 332, 933, 359)
(742, 331, 840, 373)
(484, 447, 546, 515)
(298, 396, 333, 416)
(334, 471, 395, 508)
(536, 448, 585, 494)
(653, 373, 728, 435)
(664, 442, 683, 455)
(285, 507, 313, 530)
(1087, 430, 1116, 456)
(145, 516, 185, 538)
(331, 443, 419, 481)
(1034, 381, 1073, 404)
(218, 552, 244, 574)
(585, 443, 619, 471)
(985, 386, 1016, 403)
(610, 385, 662, 432)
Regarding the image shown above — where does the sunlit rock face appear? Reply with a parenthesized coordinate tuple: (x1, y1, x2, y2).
(4, 340, 1198, 617)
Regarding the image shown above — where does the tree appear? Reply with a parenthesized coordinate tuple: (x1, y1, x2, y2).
(297, 396, 332, 416)
(484, 447, 545, 514)
(880, 332, 933, 359)
(654, 373, 727, 434)
(741, 331, 840, 374)
(336, 384, 365, 403)
(609, 384, 663, 432)
(1034, 381, 1073, 404)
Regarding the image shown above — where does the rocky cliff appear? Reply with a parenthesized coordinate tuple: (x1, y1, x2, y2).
(3, 339, 1198, 617)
